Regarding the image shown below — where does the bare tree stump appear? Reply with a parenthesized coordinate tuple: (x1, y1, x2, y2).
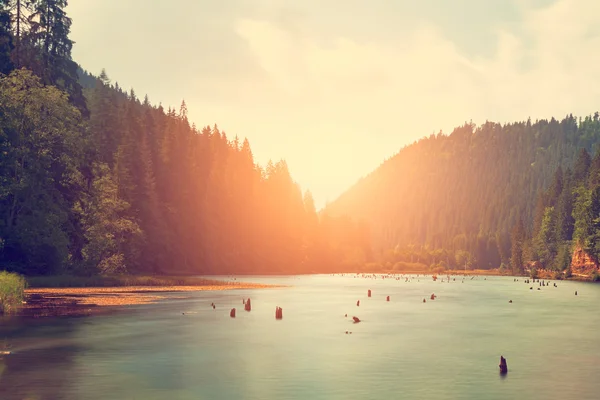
(499, 356, 508, 373)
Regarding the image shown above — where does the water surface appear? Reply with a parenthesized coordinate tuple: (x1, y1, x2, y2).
(1, 275, 598, 400)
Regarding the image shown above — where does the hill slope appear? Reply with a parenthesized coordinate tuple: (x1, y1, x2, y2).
(325, 115, 600, 270)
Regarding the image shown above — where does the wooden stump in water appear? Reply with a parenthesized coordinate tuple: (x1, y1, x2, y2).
(499, 356, 508, 374)
(230, 308, 236, 318)
(244, 298, 251, 311)
(356, 300, 360, 306)
(275, 306, 283, 319)
(386, 296, 390, 302)
(352, 316, 361, 323)
(368, 289, 371, 297)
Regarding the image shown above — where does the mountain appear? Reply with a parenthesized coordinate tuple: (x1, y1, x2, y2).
(324, 115, 600, 273)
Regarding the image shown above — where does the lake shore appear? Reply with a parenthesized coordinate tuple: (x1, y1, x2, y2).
(19, 282, 282, 318)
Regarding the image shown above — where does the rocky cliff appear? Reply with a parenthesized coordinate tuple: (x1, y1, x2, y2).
(570, 245, 599, 276)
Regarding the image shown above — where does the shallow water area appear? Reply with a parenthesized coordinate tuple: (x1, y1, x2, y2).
(1, 274, 599, 400)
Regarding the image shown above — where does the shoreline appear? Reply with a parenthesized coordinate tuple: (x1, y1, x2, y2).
(19, 282, 283, 318)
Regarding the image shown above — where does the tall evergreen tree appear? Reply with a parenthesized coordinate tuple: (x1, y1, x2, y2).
(7, 0, 31, 69)
(556, 169, 574, 242)
(27, 0, 87, 115)
(510, 217, 525, 274)
(0, 0, 13, 74)
(573, 148, 591, 185)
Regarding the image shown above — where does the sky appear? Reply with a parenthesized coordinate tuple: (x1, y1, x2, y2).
(67, 0, 600, 209)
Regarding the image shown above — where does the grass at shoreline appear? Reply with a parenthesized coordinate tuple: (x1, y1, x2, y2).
(0, 271, 26, 314)
(26, 275, 235, 289)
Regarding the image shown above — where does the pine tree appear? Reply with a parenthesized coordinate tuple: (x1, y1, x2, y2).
(27, 0, 87, 115)
(556, 169, 574, 242)
(573, 148, 591, 185)
(547, 166, 563, 207)
(0, 0, 13, 74)
(588, 149, 600, 188)
(88, 69, 121, 165)
(510, 217, 525, 274)
(0, 69, 84, 274)
(7, 0, 31, 68)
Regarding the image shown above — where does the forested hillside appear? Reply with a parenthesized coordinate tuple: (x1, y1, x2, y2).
(325, 116, 600, 273)
(0, 1, 371, 276)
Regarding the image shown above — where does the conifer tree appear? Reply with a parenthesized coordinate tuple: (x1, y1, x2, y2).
(27, 0, 87, 115)
(7, 0, 31, 69)
(0, 0, 13, 74)
(510, 217, 525, 274)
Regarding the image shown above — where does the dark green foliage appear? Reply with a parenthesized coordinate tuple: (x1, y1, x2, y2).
(556, 169, 574, 242)
(573, 148, 591, 184)
(0, 70, 84, 275)
(0, 0, 87, 114)
(511, 217, 525, 274)
(26, 0, 88, 116)
(0, 0, 13, 75)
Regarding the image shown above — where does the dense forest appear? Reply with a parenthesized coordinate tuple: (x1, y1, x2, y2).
(0, 1, 371, 276)
(326, 116, 600, 274)
(3, 1, 600, 278)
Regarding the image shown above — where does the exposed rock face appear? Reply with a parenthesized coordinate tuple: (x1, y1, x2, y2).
(571, 245, 600, 276)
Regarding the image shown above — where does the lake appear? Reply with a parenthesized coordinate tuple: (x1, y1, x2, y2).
(1, 274, 599, 400)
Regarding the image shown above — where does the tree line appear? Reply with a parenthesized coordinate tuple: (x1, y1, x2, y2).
(0, 1, 371, 276)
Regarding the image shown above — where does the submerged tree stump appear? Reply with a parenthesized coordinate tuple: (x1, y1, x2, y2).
(352, 316, 361, 323)
(368, 289, 371, 297)
(356, 300, 360, 306)
(499, 356, 508, 373)
(244, 298, 251, 311)
(275, 306, 283, 319)
(386, 296, 390, 302)
(230, 308, 236, 318)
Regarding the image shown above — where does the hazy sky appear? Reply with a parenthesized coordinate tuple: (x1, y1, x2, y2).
(67, 0, 600, 208)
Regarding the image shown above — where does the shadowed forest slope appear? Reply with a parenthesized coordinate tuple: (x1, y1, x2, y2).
(325, 116, 600, 272)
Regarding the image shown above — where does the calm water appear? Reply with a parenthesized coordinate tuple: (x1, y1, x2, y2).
(1, 275, 599, 400)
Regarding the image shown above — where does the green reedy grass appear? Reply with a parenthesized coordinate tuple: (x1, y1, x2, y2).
(0, 271, 26, 314)
(26, 275, 232, 288)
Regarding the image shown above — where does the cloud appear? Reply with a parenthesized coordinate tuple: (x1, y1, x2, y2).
(230, 0, 600, 206)
(236, 0, 600, 128)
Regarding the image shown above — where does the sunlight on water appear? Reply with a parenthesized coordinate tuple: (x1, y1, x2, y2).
(1, 275, 599, 400)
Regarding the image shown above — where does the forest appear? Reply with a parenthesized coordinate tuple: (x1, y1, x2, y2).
(0, 0, 371, 276)
(326, 114, 600, 275)
(2, 1, 600, 278)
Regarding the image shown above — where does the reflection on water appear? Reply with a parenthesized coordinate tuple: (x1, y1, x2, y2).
(1, 275, 600, 400)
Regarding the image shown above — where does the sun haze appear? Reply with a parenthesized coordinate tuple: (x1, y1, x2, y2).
(67, 0, 600, 208)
